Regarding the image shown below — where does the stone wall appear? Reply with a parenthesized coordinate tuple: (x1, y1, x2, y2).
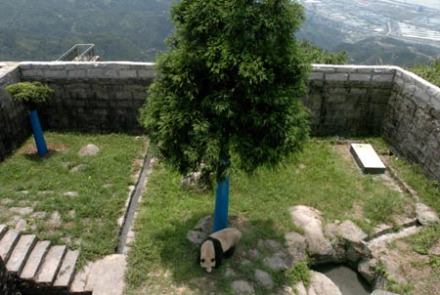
(1, 61, 439, 182)
(304, 65, 395, 136)
(383, 68, 440, 181)
(19, 62, 155, 134)
(0, 63, 31, 162)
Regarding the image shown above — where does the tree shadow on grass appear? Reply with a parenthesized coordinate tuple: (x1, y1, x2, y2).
(154, 213, 294, 295)
(23, 149, 59, 162)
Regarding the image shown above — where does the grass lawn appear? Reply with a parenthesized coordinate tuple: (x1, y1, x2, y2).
(0, 132, 147, 265)
(126, 138, 432, 295)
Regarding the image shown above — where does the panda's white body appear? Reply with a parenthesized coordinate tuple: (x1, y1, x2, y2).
(199, 227, 242, 272)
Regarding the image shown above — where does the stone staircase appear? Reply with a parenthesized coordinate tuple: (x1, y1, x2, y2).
(0, 224, 92, 294)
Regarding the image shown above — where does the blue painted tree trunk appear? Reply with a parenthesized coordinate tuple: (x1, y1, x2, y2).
(29, 110, 48, 157)
(213, 177, 230, 232)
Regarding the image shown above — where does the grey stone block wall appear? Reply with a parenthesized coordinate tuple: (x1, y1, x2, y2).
(303, 65, 396, 136)
(0, 64, 31, 162)
(19, 62, 155, 134)
(383, 68, 440, 181)
(1, 61, 440, 182)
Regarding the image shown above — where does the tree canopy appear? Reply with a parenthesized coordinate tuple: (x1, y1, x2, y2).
(6, 82, 53, 104)
(141, 0, 310, 179)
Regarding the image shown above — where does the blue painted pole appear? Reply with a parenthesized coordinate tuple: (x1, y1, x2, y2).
(213, 177, 230, 232)
(29, 110, 48, 157)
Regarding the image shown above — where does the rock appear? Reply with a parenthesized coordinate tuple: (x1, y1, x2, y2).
(63, 191, 79, 197)
(308, 271, 342, 295)
(10, 207, 33, 215)
(428, 239, 440, 256)
(180, 172, 202, 187)
(15, 219, 27, 231)
(225, 267, 236, 278)
(358, 259, 377, 284)
(71, 164, 87, 172)
(248, 249, 260, 260)
(285, 232, 308, 262)
(48, 211, 62, 229)
(289, 206, 335, 262)
(85, 254, 126, 295)
(255, 269, 274, 289)
(231, 280, 254, 294)
(416, 203, 440, 225)
(333, 220, 368, 242)
(31, 212, 46, 219)
(258, 239, 283, 252)
(78, 144, 100, 157)
(187, 230, 208, 246)
(194, 215, 213, 234)
(263, 251, 292, 270)
(370, 290, 401, 295)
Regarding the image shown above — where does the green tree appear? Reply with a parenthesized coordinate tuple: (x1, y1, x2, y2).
(6, 82, 54, 157)
(141, 0, 310, 231)
(299, 40, 347, 64)
(412, 59, 440, 87)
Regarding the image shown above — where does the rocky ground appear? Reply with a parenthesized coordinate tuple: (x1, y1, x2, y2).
(185, 144, 440, 295)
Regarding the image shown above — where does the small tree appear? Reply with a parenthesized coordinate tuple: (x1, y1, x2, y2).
(6, 82, 54, 157)
(141, 0, 310, 231)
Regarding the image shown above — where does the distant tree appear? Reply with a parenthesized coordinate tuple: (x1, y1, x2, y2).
(412, 59, 440, 87)
(299, 40, 347, 64)
(140, 0, 310, 231)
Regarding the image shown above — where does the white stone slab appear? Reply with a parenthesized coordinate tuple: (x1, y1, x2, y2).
(350, 143, 386, 174)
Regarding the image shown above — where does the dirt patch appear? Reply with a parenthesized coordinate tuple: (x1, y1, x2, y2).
(333, 144, 406, 195)
(381, 240, 440, 295)
(19, 141, 68, 155)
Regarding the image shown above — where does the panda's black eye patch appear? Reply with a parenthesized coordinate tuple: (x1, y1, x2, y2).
(201, 259, 205, 263)
(211, 258, 215, 262)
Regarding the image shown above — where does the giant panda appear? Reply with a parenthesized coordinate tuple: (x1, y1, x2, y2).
(198, 227, 242, 273)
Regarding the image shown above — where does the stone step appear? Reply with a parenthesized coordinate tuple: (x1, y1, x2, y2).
(6, 234, 37, 275)
(0, 228, 21, 262)
(35, 245, 67, 285)
(53, 249, 79, 288)
(0, 224, 7, 239)
(20, 240, 50, 281)
(70, 261, 93, 294)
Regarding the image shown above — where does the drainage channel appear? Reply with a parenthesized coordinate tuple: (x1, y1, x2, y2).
(313, 264, 372, 295)
(116, 153, 153, 254)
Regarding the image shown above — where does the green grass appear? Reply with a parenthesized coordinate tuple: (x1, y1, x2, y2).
(389, 156, 440, 214)
(406, 224, 440, 255)
(0, 132, 147, 264)
(126, 139, 413, 294)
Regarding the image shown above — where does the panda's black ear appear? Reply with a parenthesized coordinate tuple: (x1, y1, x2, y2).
(211, 238, 223, 268)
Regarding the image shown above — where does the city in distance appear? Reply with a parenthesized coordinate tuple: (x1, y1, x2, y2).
(298, 0, 440, 66)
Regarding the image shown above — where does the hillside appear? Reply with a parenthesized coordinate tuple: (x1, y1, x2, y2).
(332, 36, 439, 67)
(0, 0, 439, 67)
(0, 0, 173, 61)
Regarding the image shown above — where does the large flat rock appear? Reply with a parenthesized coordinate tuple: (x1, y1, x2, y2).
(85, 254, 127, 295)
(289, 206, 334, 260)
(350, 143, 386, 174)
